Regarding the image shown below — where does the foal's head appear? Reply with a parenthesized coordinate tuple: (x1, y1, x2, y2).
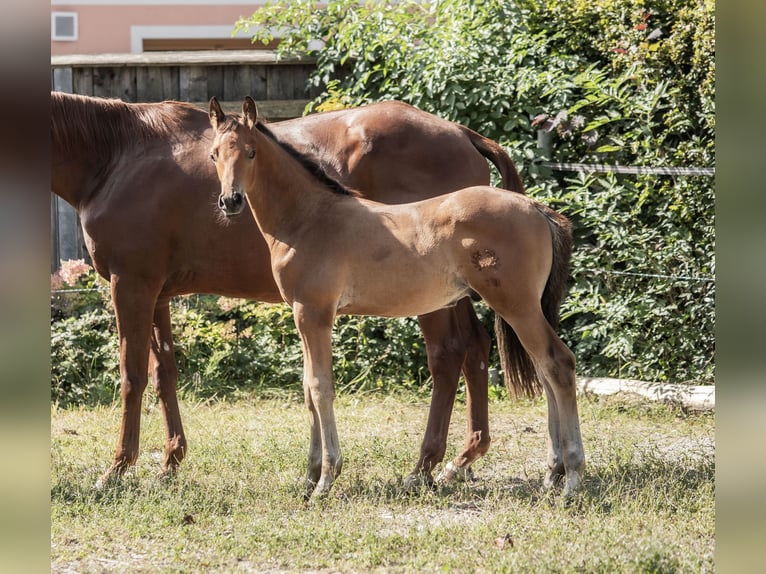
(208, 96, 260, 217)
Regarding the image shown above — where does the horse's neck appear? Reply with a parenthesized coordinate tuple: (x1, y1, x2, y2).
(250, 131, 335, 237)
(51, 98, 116, 208)
(51, 144, 96, 209)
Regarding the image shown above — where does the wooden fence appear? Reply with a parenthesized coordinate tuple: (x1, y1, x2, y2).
(51, 50, 320, 271)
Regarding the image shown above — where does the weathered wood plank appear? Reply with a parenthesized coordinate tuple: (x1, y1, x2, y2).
(72, 67, 93, 96)
(206, 66, 224, 102)
(179, 65, 209, 102)
(51, 196, 59, 273)
(92, 67, 138, 101)
(136, 66, 164, 102)
(223, 65, 268, 101)
(192, 99, 310, 120)
(160, 67, 180, 100)
(51, 50, 316, 68)
(52, 67, 73, 93)
(267, 64, 313, 100)
(53, 196, 81, 264)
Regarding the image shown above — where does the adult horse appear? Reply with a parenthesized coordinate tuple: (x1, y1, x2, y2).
(50, 91, 524, 487)
(209, 97, 584, 498)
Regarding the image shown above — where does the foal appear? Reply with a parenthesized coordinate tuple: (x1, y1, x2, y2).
(209, 97, 584, 498)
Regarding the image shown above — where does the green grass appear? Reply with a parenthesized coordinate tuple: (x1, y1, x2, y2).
(51, 391, 714, 573)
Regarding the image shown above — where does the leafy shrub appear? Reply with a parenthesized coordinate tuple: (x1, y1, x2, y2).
(50, 262, 118, 406)
(238, 0, 715, 384)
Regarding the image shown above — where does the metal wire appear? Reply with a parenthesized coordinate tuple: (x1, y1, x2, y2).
(582, 269, 715, 284)
(539, 161, 715, 177)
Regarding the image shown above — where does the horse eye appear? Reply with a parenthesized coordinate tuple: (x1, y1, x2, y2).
(248, 149, 256, 160)
(209, 152, 216, 162)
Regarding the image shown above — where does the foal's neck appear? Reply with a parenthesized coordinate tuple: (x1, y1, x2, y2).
(249, 126, 348, 236)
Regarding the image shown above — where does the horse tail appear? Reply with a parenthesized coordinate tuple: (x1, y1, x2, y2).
(494, 203, 573, 398)
(458, 124, 525, 194)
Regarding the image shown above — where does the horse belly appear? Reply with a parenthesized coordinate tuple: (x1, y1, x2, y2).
(336, 263, 467, 318)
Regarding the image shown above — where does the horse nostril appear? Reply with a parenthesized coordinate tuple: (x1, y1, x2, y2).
(232, 192, 243, 206)
(217, 194, 226, 210)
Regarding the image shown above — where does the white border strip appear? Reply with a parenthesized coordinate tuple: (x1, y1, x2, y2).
(53, 0, 263, 5)
(130, 25, 252, 53)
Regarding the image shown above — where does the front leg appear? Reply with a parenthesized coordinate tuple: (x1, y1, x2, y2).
(150, 299, 187, 475)
(97, 275, 159, 487)
(293, 302, 343, 499)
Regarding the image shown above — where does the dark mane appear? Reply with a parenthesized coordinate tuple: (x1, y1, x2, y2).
(254, 121, 359, 197)
(51, 91, 199, 159)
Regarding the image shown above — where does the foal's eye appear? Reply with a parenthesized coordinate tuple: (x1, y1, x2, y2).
(248, 149, 256, 160)
(209, 152, 217, 162)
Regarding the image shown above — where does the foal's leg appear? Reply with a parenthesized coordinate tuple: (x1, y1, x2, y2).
(541, 383, 565, 489)
(503, 308, 584, 496)
(149, 298, 187, 475)
(97, 276, 158, 487)
(438, 298, 492, 484)
(293, 302, 343, 498)
(405, 307, 464, 488)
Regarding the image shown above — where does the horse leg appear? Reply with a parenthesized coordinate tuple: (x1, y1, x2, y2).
(541, 384, 566, 489)
(302, 374, 323, 496)
(293, 302, 342, 499)
(438, 298, 492, 484)
(502, 308, 584, 496)
(403, 307, 463, 489)
(149, 298, 187, 475)
(97, 276, 158, 487)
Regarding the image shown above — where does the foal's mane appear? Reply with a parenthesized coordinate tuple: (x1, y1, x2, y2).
(222, 116, 358, 197)
(51, 92, 198, 159)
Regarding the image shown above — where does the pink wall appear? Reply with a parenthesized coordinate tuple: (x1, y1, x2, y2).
(51, 4, 259, 55)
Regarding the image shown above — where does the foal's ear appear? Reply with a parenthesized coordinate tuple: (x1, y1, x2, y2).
(242, 96, 258, 131)
(209, 97, 225, 130)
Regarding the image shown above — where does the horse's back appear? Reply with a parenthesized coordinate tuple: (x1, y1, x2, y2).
(271, 103, 492, 202)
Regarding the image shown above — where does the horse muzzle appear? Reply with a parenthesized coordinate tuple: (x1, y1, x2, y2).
(218, 191, 245, 217)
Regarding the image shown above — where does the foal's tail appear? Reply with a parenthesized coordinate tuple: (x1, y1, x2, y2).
(495, 203, 573, 398)
(458, 125, 525, 194)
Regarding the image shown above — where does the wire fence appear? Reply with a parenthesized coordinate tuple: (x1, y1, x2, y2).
(539, 161, 715, 177)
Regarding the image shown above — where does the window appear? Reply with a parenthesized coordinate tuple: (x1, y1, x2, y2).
(52, 12, 78, 42)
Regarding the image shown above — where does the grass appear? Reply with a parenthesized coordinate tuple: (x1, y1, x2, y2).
(51, 390, 714, 573)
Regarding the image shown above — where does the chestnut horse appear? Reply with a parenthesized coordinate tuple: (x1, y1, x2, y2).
(209, 97, 585, 498)
(50, 91, 525, 487)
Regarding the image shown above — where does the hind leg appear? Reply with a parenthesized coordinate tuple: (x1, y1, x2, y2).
(541, 384, 566, 489)
(149, 299, 187, 475)
(503, 308, 584, 496)
(437, 298, 492, 484)
(405, 307, 463, 488)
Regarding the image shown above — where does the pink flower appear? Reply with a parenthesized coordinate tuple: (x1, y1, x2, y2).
(50, 271, 66, 290)
(58, 259, 92, 286)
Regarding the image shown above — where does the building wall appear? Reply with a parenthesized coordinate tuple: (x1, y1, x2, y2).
(51, 0, 266, 55)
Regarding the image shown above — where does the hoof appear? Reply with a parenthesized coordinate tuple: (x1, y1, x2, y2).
(95, 462, 128, 490)
(403, 471, 434, 492)
(562, 472, 582, 499)
(436, 461, 476, 484)
(543, 469, 564, 490)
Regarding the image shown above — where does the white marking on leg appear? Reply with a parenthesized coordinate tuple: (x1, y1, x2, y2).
(480, 361, 485, 370)
(163, 342, 170, 352)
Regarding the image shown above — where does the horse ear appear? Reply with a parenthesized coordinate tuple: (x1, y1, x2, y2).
(209, 97, 225, 130)
(243, 96, 258, 131)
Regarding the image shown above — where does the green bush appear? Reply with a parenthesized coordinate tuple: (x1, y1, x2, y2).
(238, 0, 715, 384)
(50, 271, 436, 405)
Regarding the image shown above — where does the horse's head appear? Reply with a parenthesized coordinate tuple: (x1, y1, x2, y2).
(208, 96, 260, 217)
